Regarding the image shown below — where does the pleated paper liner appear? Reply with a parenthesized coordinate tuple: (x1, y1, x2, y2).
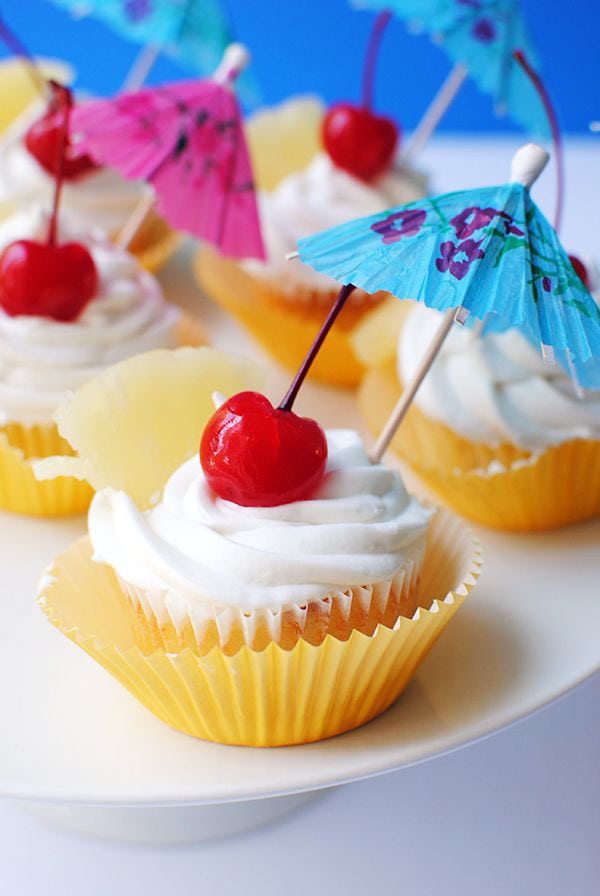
(194, 246, 390, 387)
(3, 317, 206, 518)
(0, 422, 93, 516)
(359, 363, 600, 531)
(114, 538, 425, 656)
(127, 210, 182, 274)
(37, 510, 481, 747)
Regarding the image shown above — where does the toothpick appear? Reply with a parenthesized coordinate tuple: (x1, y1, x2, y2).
(116, 192, 156, 250)
(369, 306, 461, 464)
(402, 63, 468, 162)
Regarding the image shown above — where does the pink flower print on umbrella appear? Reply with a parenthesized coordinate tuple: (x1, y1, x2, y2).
(72, 44, 265, 260)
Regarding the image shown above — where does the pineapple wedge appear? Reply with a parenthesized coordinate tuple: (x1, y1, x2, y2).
(246, 95, 325, 192)
(0, 58, 74, 133)
(350, 296, 414, 369)
(34, 347, 263, 509)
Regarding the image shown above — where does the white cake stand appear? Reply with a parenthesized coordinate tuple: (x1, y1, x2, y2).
(0, 252, 598, 844)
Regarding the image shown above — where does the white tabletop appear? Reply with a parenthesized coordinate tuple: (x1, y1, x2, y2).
(1, 135, 599, 894)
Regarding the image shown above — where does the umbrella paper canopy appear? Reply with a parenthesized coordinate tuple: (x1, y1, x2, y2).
(354, 0, 549, 137)
(296, 146, 600, 390)
(72, 44, 265, 260)
(49, 0, 232, 76)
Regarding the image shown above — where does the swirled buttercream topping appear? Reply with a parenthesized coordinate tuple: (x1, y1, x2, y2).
(0, 207, 180, 425)
(89, 429, 430, 610)
(398, 304, 600, 449)
(244, 153, 428, 294)
(0, 100, 148, 235)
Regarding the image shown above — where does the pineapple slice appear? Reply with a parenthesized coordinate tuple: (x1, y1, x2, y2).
(350, 296, 414, 369)
(34, 347, 263, 508)
(0, 58, 74, 133)
(246, 95, 325, 191)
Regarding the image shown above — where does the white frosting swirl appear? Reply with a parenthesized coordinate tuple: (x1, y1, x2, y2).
(244, 153, 428, 295)
(398, 304, 600, 449)
(0, 100, 148, 235)
(0, 207, 180, 425)
(89, 429, 430, 610)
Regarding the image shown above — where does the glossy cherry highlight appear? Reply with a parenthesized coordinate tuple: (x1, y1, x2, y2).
(200, 391, 328, 507)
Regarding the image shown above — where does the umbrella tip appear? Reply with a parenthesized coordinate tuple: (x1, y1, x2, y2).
(214, 43, 250, 85)
(510, 143, 550, 189)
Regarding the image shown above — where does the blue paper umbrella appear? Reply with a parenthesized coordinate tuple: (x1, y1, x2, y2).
(293, 145, 599, 454)
(354, 0, 549, 138)
(49, 0, 234, 79)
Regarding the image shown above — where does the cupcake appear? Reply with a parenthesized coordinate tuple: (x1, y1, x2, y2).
(360, 302, 600, 531)
(36, 348, 480, 746)
(0, 206, 204, 516)
(195, 96, 428, 387)
(0, 97, 179, 272)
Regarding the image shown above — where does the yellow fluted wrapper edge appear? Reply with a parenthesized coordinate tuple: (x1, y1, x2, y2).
(359, 364, 600, 532)
(0, 423, 92, 516)
(37, 511, 481, 746)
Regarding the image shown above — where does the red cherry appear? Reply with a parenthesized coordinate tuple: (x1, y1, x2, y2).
(200, 391, 328, 507)
(568, 254, 590, 289)
(0, 239, 98, 321)
(322, 102, 399, 181)
(25, 110, 98, 181)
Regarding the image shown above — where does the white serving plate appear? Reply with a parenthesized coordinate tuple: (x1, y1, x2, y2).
(0, 241, 598, 841)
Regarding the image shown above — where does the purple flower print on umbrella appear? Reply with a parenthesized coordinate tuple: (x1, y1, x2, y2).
(472, 17, 496, 43)
(371, 208, 426, 244)
(125, 0, 152, 23)
(451, 206, 525, 240)
(436, 239, 485, 280)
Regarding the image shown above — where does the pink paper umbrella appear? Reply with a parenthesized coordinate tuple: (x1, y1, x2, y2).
(72, 44, 265, 260)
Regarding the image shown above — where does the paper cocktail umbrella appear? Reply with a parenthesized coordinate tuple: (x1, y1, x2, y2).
(47, 0, 234, 89)
(72, 44, 265, 260)
(287, 143, 600, 460)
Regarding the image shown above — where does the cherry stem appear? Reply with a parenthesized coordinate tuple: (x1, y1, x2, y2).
(278, 283, 356, 412)
(47, 82, 72, 248)
(0, 13, 46, 96)
(362, 10, 392, 109)
(513, 49, 563, 233)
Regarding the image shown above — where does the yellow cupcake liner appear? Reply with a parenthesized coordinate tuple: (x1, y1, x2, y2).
(127, 211, 182, 274)
(114, 538, 425, 656)
(194, 247, 389, 387)
(3, 316, 205, 518)
(37, 510, 481, 746)
(0, 422, 93, 516)
(359, 363, 600, 531)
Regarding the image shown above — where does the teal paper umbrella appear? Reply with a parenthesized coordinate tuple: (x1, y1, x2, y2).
(286, 145, 598, 461)
(48, 0, 235, 88)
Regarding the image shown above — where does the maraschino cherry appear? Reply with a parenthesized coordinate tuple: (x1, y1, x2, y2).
(322, 11, 399, 181)
(201, 392, 327, 507)
(0, 82, 98, 322)
(200, 284, 359, 507)
(25, 86, 98, 180)
(568, 255, 590, 289)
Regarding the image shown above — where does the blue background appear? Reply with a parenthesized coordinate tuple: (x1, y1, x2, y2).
(2, 0, 599, 134)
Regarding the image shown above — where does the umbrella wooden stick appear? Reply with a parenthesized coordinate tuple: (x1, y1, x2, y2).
(369, 143, 550, 464)
(121, 44, 161, 93)
(369, 305, 462, 463)
(116, 192, 156, 250)
(403, 63, 468, 162)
